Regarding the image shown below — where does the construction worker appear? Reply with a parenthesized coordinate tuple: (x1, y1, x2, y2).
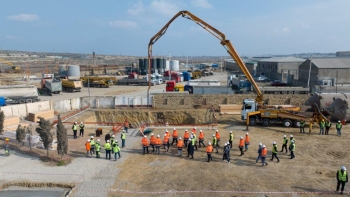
(141, 135, 149, 155)
(124, 119, 129, 133)
(336, 166, 348, 195)
(163, 134, 169, 152)
(110, 135, 115, 145)
(155, 135, 161, 155)
(215, 130, 220, 147)
(290, 140, 295, 159)
(261, 145, 268, 166)
(288, 135, 294, 154)
(325, 118, 331, 135)
(319, 119, 325, 135)
(198, 130, 205, 148)
(222, 143, 228, 162)
(300, 118, 305, 133)
(171, 128, 178, 145)
(112, 140, 121, 160)
(309, 118, 313, 134)
(229, 131, 233, 149)
(90, 136, 95, 155)
(206, 142, 213, 162)
(177, 137, 184, 156)
(184, 129, 190, 147)
(280, 135, 288, 153)
(192, 127, 197, 135)
(192, 132, 198, 150)
(115, 142, 121, 159)
(255, 143, 262, 163)
(238, 137, 244, 156)
(150, 133, 156, 153)
(270, 142, 280, 162)
(79, 122, 84, 137)
(72, 122, 78, 139)
(4, 138, 9, 156)
(336, 120, 342, 137)
(121, 130, 126, 148)
(165, 130, 170, 149)
(244, 133, 250, 151)
(224, 142, 231, 163)
(85, 139, 91, 157)
(187, 137, 195, 159)
(212, 134, 219, 153)
(104, 140, 112, 160)
(95, 139, 101, 158)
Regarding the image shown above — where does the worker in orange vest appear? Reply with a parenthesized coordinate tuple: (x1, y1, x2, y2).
(184, 129, 190, 147)
(165, 130, 170, 149)
(85, 139, 91, 157)
(206, 142, 213, 162)
(124, 119, 129, 133)
(177, 137, 184, 156)
(141, 135, 149, 155)
(192, 127, 197, 135)
(150, 133, 156, 153)
(261, 145, 268, 166)
(245, 133, 250, 152)
(155, 135, 161, 155)
(238, 137, 244, 156)
(215, 130, 221, 147)
(163, 134, 169, 152)
(198, 130, 205, 148)
(171, 128, 178, 145)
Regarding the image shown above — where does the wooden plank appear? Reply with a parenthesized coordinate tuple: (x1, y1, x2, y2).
(28, 110, 54, 122)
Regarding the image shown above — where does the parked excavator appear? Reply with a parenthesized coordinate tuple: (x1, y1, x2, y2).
(0, 58, 21, 73)
(147, 10, 326, 128)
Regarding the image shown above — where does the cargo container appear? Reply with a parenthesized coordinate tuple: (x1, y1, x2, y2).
(0, 85, 40, 104)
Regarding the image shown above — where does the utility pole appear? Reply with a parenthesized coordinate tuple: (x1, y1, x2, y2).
(88, 52, 94, 103)
(307, 57, 312, 88)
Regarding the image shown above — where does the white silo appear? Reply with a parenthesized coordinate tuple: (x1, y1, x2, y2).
(170, 60, 179, 71)
(67, 65, 81, 79)
(59, 65, 67, 76)
(165, 60, 170, 71)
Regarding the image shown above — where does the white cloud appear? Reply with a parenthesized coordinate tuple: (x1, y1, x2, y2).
(281, 27, 290, 33)
(6, 35, 16, 40)
(127, 1, 145, 15)
(150, 0, 180, 16)
(7, 14, 39, 22)
(108, 20, 138, 29)
(191, 0, 212, 8)
(300, 22, 310, 29)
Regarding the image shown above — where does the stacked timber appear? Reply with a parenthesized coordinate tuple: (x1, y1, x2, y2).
(219, 104, 242, 115)
(4, 116, 20, 127)
(28, 110, 54, 122)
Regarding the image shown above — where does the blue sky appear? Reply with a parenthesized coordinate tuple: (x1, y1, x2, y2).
(1, 0, 349, 56)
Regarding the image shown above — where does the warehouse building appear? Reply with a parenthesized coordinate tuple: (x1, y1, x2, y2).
(224, 57, 267, 76)
(256, 57, 306, 83)
(336, 51, 350, 57)
(298, 57, 350, 87)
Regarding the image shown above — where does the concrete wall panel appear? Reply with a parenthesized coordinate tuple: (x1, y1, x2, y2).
(0, 106, 13, 117)
(52, 99, 71, 113)
(71, 98, 81, 110)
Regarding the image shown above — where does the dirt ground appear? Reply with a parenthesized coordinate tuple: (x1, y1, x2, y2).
(109, 114, 350, 197)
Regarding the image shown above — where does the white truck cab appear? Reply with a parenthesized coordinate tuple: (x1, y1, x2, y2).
(241, 99, 257, 120)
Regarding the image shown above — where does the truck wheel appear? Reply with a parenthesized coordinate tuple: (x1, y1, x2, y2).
(262, 119, 270, 126)
(19, 99, 25, 104)
(249, 117, 257, 126)
(34, 98, 40, 102)
(26, 99, 32, 103)
(282, 119, 292, 127)
(293, 120, 301, 128)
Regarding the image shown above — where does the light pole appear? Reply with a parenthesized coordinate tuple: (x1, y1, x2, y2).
(307, 57, 312, 88)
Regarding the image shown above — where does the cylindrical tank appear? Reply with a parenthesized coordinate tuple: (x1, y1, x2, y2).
(165, 60, 170, 71)
(0, 85, 38, 97)
(305, 93, 350, 111)
(143, 58, 149, 75)
(162, 59, 166, 73)
(326, 98, 350, 120)
(59, 65, 67, 76)
(139, 59, 145, 72)
(170, 60, 180, 71)
(151, 58, 157, 74)
(67, 65, 81, 79)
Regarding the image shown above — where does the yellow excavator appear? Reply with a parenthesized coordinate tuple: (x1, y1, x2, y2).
(0, 58, 21, 72)
(147, 10, 326, 128)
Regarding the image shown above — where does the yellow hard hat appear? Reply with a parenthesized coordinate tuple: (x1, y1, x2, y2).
(5, 138, 9, 141)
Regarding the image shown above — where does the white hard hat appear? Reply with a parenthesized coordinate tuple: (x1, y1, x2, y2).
(144, 136, 147, 138)
(74, 122, 77, 124)
(262, 145, 266, 148)
(338, 120, 341, 123)
(164, 134, 167, 136)
(240, 136, 243, 139)
(290, 135, 293, 137)
(194, 127, 197, 129)
(259, 143, 262, 146)
(179, 137, 182, 139)
(185, 129, 188, 131)
(341, 166, 347, 171)
(291, 140, 295, 143)
(216, 130, 219, 132)
(200, 130, 202, 132)
(115, 140, 118, 142)
(151, 133, 154, 135)
(81, 122, 83, 124)
(166, 130, 168, 132)
(246, 133, 249, 135)
(107, 140, 110, 142)
(173, 128, 176, 130)
(273, 142, 276, 144)
(212, 134, 215, 137)
(226, 142, 229, 144)
(224, 143, 227, 146)
(208, 142, 211, 145)
(112, 135, 115, 138)
(97, 139, 100, 142)
(91, 136, 94, 138)
(87, 139, 90, 142)
(157, 135, 160, 137)
(284, 135, 286, 138)
(230, 131, 232, 133)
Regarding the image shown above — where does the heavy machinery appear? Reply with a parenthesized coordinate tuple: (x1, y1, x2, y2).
(0, 58, 21, 72)
(148, 10, 323, 127)
(0, 85, 40, 104)
(80, 76, 115, 88)
(42, 78, 62, 96)
(61, 79, 82, 92)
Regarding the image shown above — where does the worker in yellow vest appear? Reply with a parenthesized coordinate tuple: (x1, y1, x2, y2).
(104, 140, 112, 160)
(72, 122, 78, 139)
(90, 136, 95, 155)
(336, 166, 348, 195)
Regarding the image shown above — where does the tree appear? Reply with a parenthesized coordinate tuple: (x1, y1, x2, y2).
(56, 114, 68, 158)
(16, 124, 26, 147)
(26, 124, 33, 152)
(35, 117, 53, 157)
(0, 111, 5, 135)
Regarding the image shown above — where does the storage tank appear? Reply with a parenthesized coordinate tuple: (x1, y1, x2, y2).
(162, 59, 166, 73)
(139, 59, 145, 74)
(156, 58, 162, 74)
(170, 60, 180, 71)
(165, 60, 170, 71)
(305, 93, 350, 111)
(59, 65, 67, 76)
(143, 58, 149, 75)
(151, 58, 157, 74)
(67, 65, 80, 79)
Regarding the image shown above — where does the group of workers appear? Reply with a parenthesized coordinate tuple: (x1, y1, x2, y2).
(299, 118, 343, 137)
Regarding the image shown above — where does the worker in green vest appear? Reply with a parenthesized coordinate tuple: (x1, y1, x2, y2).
(192, 132, 197, 150)
(79, 122, 84, 137)
(336, 166, 348, 195)
(95, 139, 101, 158)
(280, 135, 288, 153)
(121, 130, 126, 148)
(104, 140, 112, 160)
(319, 119, 325, 135)
(299, 118, 305, 133)
(270, 142, 280, 162)
(110, 135, 115, 153)
(212, 134, 218, 153)
(325, 118, 331, 135)
(112, 140, 121, 161)
(336, 120, 343, 137)
(90, 136, 95, 155)
(229, 131, 233, 149)
(72, 122, 78, 139)
(290, 140, 295, 159)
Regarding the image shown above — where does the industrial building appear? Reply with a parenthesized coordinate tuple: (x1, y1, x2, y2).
(256, 57, 306, 83)
(336, 51, 350, 57)
(298, 57, 350, 86)
(224, 57, 267, 76)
